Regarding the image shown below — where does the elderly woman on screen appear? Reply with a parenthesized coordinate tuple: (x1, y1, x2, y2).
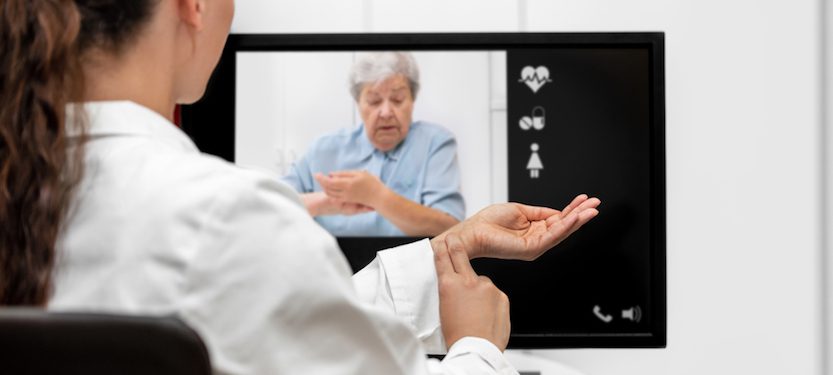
(282, 52, 464, 237)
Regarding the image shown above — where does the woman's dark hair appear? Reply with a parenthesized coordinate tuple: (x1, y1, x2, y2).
(0, 0, 157, 306)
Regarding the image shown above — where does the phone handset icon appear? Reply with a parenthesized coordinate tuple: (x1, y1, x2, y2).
(593, 305, 613, 323)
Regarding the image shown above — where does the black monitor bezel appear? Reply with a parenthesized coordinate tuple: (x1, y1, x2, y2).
(181, 32, 666, 349)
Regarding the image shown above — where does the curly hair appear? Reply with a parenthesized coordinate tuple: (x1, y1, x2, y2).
(0, 0, 157, 306)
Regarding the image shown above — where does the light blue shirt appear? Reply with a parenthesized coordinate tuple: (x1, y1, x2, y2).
(282, 121, 465, 236)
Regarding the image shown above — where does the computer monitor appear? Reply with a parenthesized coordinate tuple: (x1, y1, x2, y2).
(181, 33, 666, 349)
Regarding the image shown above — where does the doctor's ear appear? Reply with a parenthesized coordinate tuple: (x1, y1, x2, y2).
(177, 0, 205, 31)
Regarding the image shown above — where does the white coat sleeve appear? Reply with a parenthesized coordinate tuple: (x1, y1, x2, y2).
(353, 239, 519, 374)
(178, 176, 518, 375)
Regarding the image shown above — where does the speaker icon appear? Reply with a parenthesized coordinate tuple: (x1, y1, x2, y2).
(621, 306, 642, 323)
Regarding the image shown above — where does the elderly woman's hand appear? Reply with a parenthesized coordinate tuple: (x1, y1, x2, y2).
(301, 191, 375, 216)
(314, 171, 389, 208)
(431, 194, 601, 261)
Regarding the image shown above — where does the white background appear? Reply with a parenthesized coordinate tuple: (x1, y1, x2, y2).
(230, 1, 831, 374)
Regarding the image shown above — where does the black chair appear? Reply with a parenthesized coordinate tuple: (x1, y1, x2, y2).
(0, 309, 211, 375)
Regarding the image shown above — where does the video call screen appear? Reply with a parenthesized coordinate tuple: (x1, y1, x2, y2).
(182, 33, 666, 349)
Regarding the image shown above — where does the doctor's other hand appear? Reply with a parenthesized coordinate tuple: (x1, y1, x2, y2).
(314, 171, 388, 208)
(435, 233, 510, 351)
(301, 192, 374, 217)
(431, 194, 601, 261)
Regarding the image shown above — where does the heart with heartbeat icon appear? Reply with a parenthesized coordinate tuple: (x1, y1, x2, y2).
(519, 66, 552, 93)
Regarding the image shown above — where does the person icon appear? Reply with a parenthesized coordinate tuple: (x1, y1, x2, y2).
(527, 143, 543, 178)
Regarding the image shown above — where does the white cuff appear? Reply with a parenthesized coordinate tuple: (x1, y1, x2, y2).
(377, 238, 445, 352)
(444, 337, 518, 375)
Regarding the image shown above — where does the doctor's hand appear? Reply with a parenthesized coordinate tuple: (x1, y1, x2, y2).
(435, 233, 510, 351)
(301, 192, 374, 217)
(314, 171, 388, 208)
(431, 194, 601, 261)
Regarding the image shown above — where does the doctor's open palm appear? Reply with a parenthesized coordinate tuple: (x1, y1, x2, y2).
(432, 194, 601, 261)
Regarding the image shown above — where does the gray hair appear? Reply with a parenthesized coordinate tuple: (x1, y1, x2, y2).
(349, 52, 420, 102)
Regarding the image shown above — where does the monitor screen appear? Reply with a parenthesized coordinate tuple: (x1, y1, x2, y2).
(181, 33, 666, 349)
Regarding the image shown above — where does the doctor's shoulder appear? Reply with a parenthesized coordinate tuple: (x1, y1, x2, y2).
(133, 150, 309, 227)
(181, 152, 348, 267)
(195, 152, 306, 210)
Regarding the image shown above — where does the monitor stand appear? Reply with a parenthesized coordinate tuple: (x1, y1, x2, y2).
(505, 350, 588, 375)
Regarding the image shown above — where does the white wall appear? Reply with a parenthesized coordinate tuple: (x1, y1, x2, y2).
(232, 2, 828, 375)
(236, 52, 356, 176)
(825, 1, 832, 374)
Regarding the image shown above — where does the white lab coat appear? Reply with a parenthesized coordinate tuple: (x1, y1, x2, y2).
(48, 101, 517, 375)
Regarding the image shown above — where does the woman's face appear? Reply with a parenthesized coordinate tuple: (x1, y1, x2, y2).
(358, 74, 414, 152)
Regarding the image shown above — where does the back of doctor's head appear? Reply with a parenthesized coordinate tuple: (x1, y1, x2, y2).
(0, 0, 159, 306)
(349, 52, 420, 102)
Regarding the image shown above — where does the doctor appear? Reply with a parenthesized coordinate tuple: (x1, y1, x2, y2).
(0, 1, 600, 374)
